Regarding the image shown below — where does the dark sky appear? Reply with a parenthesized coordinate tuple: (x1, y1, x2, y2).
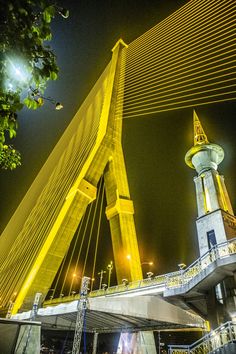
(0, 0, 235, 279)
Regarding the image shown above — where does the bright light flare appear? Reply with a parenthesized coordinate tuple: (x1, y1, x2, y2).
(6, 57, 30, 86)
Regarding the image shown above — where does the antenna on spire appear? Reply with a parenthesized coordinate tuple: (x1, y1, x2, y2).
(193, 110, 209, 146)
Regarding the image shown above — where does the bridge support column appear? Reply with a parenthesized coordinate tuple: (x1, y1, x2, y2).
(206, 287, 222, 329)
(206, 275, 236, 329)
(117, 332, 157, 354)
(220, 275, 236, 322)
(138, 332, 157, 354)
(104, 152, 142, 283)
(92, 331, 98, 354)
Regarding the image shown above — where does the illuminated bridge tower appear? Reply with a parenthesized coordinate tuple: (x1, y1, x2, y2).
(185, 110, 236, 326)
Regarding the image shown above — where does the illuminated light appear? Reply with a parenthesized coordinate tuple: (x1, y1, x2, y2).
(127, 255, 153, 266)
(204, 187, 212, 213)
(216, 174, 228, 211)
(8, 83, 13, 91)
(55, 102, 63, 110)
(7, 58, 30, 84)
(15, 68, 21, 76)
(147, 261, 153, 266)
(178, 263, 186, 270)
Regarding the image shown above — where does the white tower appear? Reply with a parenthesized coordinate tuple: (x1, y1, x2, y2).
(185, 111, 236, 256)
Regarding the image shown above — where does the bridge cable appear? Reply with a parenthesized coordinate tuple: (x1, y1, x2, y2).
(55, 177, 105, 298)
(59, 204, 93, 297)
(81, 178, 104, 279)
(90, 178, 105, 291)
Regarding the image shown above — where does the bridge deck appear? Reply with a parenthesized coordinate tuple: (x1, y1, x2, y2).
(12, 295, 204, 333)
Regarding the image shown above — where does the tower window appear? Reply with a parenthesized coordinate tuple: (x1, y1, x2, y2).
(207, 229, 217, 249)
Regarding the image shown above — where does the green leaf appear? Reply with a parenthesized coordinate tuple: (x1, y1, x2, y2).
(9, 129, 16, 139)
(24, 97, 32, 108)
(43, 10, 51, 24)
(0, 0, 68, 170)
(31, 99, 38, 110)
(43, 6, 55, 23)
(50, 71, 57, 80)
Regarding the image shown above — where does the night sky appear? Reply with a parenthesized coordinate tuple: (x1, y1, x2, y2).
(0, 0, 235, 281)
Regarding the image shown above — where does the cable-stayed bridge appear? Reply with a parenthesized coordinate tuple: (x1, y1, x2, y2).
(12, 238, 236, 333)
(0, 2, 236, 350)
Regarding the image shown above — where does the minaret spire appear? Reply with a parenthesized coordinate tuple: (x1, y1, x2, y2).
(193, 110, 209, 145)
(185, 110, 224, 174)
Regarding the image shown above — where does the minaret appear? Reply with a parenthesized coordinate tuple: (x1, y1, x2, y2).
(185, 110, 236, 256)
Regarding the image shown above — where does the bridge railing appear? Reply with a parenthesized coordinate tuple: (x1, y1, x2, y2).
(168, 321, 236, 353)
(89, 273, 172, 297)
(165, 237, 236, 290)
(44, 238, 236, 305)
(89, 238, 236, 297)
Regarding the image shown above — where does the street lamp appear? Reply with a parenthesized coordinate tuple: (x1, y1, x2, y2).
(122, 278, 129, 286)
(69, 271, 80, 296)
(178, 263, 186, 286)
(29, 87, 63, 110)
(178, 263, 186, 270)
(107, 261, 113, 287)
(98, 270, 106, 290)
(101, 283, 107, 291)
(48, 288, 55, 300)
(90, 277, 96, 292)
(146, 271, 154, 279)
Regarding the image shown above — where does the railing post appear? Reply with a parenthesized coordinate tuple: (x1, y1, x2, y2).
(229, 321, 233, 342)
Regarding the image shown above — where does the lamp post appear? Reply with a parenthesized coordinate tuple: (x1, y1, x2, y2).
(98, 270, 106, 290)
(107, 261, 113, 287)
(69, 272, 81, 296)
(90, 277, 95, 292)
(178, 263, 186, 285)
(48, 288, 55, 300)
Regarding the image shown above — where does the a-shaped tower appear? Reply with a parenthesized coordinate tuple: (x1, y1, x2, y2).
(185, 111, 236, 256)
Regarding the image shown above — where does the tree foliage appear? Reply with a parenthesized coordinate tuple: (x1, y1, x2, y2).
(0, 0, 68, 170)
